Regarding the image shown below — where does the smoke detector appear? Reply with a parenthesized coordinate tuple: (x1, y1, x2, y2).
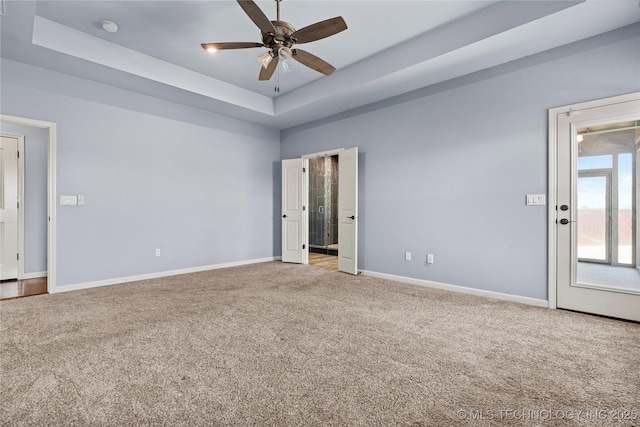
(101, 20, 119, 33)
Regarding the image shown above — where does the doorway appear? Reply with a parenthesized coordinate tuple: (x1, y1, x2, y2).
(308, 155, 339, 270)
(281, 147, 358, 274)
(1, 131, 49, 299)
(549, 92, 640, 321)
(0, 114, 57, 295)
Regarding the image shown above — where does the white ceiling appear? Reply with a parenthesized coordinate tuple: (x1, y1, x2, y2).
(2, 1, 640, 130)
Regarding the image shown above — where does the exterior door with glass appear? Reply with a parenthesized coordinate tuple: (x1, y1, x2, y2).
(552, 94, 640, 321)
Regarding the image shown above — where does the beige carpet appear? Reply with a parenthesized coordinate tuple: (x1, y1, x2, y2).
(1, 262, 638, 426)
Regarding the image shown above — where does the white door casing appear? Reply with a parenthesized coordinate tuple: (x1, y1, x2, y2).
(281, 158, 308, 264)
(551, 94, 640, 321)
(1, 135, 19, 280)
(338, 147, 358, 275)
(0, 115, 56, 294)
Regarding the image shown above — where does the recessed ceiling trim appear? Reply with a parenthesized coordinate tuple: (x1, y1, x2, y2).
(271, 2, 640, 129)
(31, 16, 275, 116)
(274, 0, 583, 117)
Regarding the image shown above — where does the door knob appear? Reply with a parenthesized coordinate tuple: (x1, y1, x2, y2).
(348, 215, 355, 220)
(560, 205, 569, 211)
(282, 214, 287, 218)
(559, 218, 569, 225)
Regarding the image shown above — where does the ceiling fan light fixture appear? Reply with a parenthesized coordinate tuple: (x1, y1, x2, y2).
(278, 46, 292, 59)
(278, 47, 292, 73)
(206, 46, 217, 53)
(257, 51, 273, 69)
(281, 58, 292, 73)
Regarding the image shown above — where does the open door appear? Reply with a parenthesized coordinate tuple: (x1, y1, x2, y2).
(338, 147, 358, 274)
(553, 95, 640, 321)
(281, 158, 308, 263)
(1, 135, 20, 280)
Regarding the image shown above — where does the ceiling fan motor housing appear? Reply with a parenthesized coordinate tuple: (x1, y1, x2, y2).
(262, 20, 296, 55)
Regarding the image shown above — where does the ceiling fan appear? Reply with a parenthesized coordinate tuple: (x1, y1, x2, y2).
(201, 0, 347, 81)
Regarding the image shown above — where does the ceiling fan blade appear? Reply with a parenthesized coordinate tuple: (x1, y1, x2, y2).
(291, 17, 347, 44)
(236, 0, 276, 35)
(259, 56, 279, 81)
(292, 49, 336, 76)
(201, 42, 264, 51)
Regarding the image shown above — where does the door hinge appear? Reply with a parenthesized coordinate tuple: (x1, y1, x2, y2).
(303, 244, 306, 249)
(17, 253, 19, 260)
(17, 151, 20, 158)
(303, 167, 306, 173)
(17, 202, 19, 209)
(303, 206, 306, 211)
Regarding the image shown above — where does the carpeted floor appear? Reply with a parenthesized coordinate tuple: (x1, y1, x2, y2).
(1, 261, 638, 426)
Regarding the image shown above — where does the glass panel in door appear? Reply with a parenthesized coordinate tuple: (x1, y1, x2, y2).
(575, 122, 639, 293)
(577, 173, 609, 263)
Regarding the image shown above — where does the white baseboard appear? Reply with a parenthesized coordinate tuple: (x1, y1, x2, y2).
(51, 256, 282, 294)
(359, 269, 549, 308)
(22, 271, 47, 280)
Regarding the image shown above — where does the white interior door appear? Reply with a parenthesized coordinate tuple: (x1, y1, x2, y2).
(1, 135, 19, 280)
(555, 96, 640, 321)
(338, 147, 358, 275)
(281, 158, 308, 264)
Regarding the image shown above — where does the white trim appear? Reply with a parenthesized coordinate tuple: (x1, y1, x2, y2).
(0, 114, 57, 294)
(23, 271, 47, 280)
(360, 269, 549, 308)
(50, 256, 281, 294)
(547, 92, 640, 311)
(17, 135, 24, 280)
(548, 107, 558, 309)
(303, 158, 309, 265)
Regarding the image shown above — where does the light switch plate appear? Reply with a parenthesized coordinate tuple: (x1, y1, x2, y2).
(60, 195, 78, 206)
(526, 194, 546, 206)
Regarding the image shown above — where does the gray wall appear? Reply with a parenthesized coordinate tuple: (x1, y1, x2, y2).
(281, 27, 640, 300)
(1, 60, 280, 287)
(0, 123, 48, 274)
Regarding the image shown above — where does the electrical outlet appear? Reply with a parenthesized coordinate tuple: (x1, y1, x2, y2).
(405, 251, 412, 261)
(155, 248, 161, 257)
(427, 254, 434, 264)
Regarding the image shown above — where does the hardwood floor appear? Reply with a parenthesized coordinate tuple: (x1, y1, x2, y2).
(0, 277, 48, 300)
(309, 253, 338, 270)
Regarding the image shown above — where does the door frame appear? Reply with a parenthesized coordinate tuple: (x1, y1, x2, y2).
(548, 92, 640, 309)
(301, 148, 345, 266)
(0, 114, 57, 293)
